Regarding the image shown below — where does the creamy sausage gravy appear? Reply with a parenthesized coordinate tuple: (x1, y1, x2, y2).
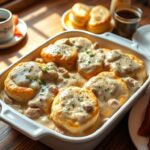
(0, 37, 147, 137)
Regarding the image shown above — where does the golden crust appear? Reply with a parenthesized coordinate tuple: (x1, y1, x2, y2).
(5, 78, 36, 103)
(85, 71, 129, 105)
(126, 54, 146, 83)
(78, 66, 103, 79)
(87, 21, 111, 33)
(41, 44, 77, 70)
(71, 3, 90, 27)
(87, 5, 111, 33)
(106, 51, 147, 84)
(84, 71, 129, 118)
(4, 62, 41, 102)
(50, 87, 100, 134)
(69, 12, 86, 27)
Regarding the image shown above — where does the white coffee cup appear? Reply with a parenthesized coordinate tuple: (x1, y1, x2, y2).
(0, 8, 14, 43)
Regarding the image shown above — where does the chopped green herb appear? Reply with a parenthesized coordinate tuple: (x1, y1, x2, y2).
(88, 61, 91, 64)
(41, 66, 50, 73)
(39, 79, 46, 85)
(25, 76, 32, 81)
(28, 68, 32, 72)
(90, 54, 95, 57)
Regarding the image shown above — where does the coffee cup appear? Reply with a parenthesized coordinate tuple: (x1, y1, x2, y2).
(0, 8, 14, 43)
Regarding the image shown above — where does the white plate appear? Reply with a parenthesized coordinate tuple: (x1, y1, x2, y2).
(0, 19, 27, 49)
(128, 86, 150, 150)
(61, 9, 114, 33)
(132, 25, 150, 57)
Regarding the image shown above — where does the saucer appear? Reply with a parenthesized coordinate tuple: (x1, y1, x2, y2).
(61, 9, 114, 33)
(0, 19, 27, 49)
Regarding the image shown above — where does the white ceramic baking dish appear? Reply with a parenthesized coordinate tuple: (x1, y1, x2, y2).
(0, 30, 150, 150)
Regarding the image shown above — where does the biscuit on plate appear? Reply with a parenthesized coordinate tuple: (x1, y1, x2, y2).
(87, 5, 111, 33)
(41, 44, 77, 70)
(69, 3, 90, 27)
(50, 86, 100, 134)
(77, 49, 105, 79)
(4, 62, 43, 103)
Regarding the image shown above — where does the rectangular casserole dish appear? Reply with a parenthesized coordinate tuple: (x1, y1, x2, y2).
(0, 30, 150, 150)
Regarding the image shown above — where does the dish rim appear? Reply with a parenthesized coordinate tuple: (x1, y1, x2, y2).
(0, 30, 150, 143)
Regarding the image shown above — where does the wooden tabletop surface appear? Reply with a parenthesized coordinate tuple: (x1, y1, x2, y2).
(0, 0, 150, 150)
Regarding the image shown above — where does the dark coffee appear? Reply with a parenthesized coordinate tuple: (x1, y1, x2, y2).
(0, 18, 6, 22)
(114, 7, 142, 38)
(116, 10, 139, 19)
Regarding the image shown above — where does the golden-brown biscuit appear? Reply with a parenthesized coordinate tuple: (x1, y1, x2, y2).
(87, 5, 111, 33)
(104, 50, 147, 84)
(77, 49, 105, 79)
(54, 37, 92, 53)
(50, 87, 100, 134)
(84, 71, 129, 118)
(28, 83, 58, 114)
(4, 62, 43, 103)
(69, 37, 92, 50)
(84, 71, 129, 105)
(69, 3, 90, 27)
(41, 44, 77, 70)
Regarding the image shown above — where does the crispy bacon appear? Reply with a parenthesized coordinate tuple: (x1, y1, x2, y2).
(14, 26, 23, 37)
(12, 14, 19, 25)
(12, 14, 23, 37)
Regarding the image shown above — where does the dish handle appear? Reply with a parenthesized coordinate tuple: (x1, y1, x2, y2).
(0, 100, 48, 140)
(99, 32, 139, 50)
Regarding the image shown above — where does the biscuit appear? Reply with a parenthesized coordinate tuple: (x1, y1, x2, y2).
(84, 71, 129, 118)
(50, 87, 100, 134)
(77, 49, 105, 79)
(104, 50, 147, 84)
(55, 37, 92, 52)
(70, 3, 90, 27)
(87, 5, 111, 33)
(41, 44, 77, 70)
(84, 71, 129, 105)
(4, 62, 43, 103)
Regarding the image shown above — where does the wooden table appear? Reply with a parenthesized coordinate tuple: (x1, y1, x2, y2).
(0, 0, 150, 149)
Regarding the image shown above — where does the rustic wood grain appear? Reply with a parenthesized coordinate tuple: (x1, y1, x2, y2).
(0, 0, 150, 150)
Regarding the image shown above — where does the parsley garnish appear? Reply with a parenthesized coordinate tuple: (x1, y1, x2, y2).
(41, 66, 50, 73)
(39, 79, 46, 85)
